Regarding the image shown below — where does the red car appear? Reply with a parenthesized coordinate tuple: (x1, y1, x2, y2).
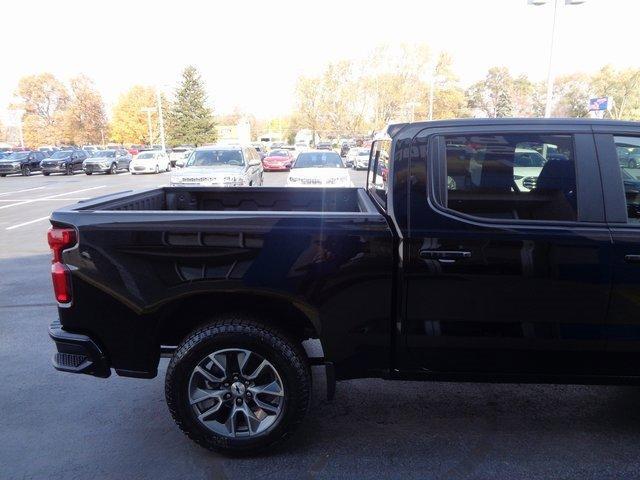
(262, 149, 294, 171)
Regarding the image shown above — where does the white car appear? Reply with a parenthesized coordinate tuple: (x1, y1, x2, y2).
(294, 142, 309, 154)
(129, 150, 171, 174)
(169, 147, 193, 168)
(175, 150, 193, 168)
(513, 148, 547, 191)
(345, 147, 359, 167)
(286, 150, 352, 188)
(352, 148, 370, 170)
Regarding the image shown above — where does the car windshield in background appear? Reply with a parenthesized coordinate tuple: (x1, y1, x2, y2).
(92, 151, 116, 158)
(187, 150, 244, 167)
(6, 152, 29, 160)
(514, 151, 546, 167)
(269, 150, 288, 157)
(50, 151, 71, 159)
(293, 152, 343, 168)
(136, 152, 156, 160)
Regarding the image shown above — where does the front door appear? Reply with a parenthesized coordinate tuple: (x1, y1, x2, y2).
(404, 125, 612, 376)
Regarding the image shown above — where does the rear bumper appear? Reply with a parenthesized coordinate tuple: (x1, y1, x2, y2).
(49, 320, 111, 378)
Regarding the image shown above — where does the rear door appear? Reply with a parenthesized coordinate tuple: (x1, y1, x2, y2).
(403, 123, 612, 376)
(594, 128, 640, 375)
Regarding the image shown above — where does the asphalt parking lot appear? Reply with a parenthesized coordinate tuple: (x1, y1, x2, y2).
(2, 169, 640, 479)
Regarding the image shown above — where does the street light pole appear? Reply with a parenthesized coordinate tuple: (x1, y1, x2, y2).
(528, 0, 586, 118)
(17, 117, 24, 149)
(156, 87, 166, 153)
(141, 107, 154, 147)
(428, 73, 436, 121)
(543, 0, 559, 118)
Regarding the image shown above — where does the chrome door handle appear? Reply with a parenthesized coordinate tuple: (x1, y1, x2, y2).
(625, 255, 640, 264)
(419, 250, 471, 260)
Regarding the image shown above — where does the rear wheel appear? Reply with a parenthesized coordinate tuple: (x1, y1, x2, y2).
(165, 316, 311, 454)
(0, 174, 6, 178)
(43, 172, 50, 176)
(85, 172, 92, 175)
(109, 163, 117, 175)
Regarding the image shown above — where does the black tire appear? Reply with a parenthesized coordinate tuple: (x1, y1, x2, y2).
(85, 172, 92, 175)
(0, 174, 6, 177)
(43, 172, 50, 176)
(165, 315, 311, 455)
(21, 165, 30, 176)
(109, 163, 117, 174)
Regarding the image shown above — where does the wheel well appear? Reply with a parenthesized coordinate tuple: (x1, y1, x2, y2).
(155, 293, 319, 348)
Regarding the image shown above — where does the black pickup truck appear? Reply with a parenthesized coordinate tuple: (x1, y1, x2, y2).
(48, 119, 640, 454)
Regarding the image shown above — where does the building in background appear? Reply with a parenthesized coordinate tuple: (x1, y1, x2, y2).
(214, 119, 251, 145)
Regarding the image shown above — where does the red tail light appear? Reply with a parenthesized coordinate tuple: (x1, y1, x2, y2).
(47, 227, 77, 304)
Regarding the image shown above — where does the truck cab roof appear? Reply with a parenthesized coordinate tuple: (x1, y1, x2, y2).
(387, 118, 640, 140)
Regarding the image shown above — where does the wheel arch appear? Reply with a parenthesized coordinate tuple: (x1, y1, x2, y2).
(154, 291, 322, 353)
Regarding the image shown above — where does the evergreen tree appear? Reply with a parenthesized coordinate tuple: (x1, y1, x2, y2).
(168, 66, 217, 146)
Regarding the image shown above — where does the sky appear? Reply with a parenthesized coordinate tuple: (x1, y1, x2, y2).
(1, 0, 639, 122)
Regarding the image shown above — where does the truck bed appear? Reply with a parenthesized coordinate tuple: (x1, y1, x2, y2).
(49, 185, 394, 379)
(70, 187, 378, 214)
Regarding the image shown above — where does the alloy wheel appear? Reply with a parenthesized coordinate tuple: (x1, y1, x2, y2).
(188, 348, 285, 438)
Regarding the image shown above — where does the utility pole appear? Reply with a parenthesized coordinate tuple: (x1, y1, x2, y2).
(528, 0, 587, 117)
(156, 87, 166, 153)
(428, 74, 436, 121)
(141, 107, 155, 147)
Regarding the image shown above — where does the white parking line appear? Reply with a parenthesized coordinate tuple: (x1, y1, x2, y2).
(0, 197, 88, 202)
(0, 185, 106, 211)
(5, 216, 50, 231)
(0, 186, 47, 197)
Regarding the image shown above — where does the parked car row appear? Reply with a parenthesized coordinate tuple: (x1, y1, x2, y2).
(0, 147, 175, 177)
(0, 143, 359, 188)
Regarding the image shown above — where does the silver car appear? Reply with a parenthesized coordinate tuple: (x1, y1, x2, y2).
(170, 145, 263, 187)
(83, 149, 132, 175)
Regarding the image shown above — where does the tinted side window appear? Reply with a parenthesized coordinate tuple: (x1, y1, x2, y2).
(614, 135, 640, 223)
(442, 133, 577, 222)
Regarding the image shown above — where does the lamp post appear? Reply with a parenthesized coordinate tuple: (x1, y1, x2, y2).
(141, 107, 155, 147)
(528, 0, 586, 118)
(156, 87, 166, 153)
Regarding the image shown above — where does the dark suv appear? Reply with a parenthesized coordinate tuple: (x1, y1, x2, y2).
(41, 149, 88, 176)
(0, 150, 46, 176)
